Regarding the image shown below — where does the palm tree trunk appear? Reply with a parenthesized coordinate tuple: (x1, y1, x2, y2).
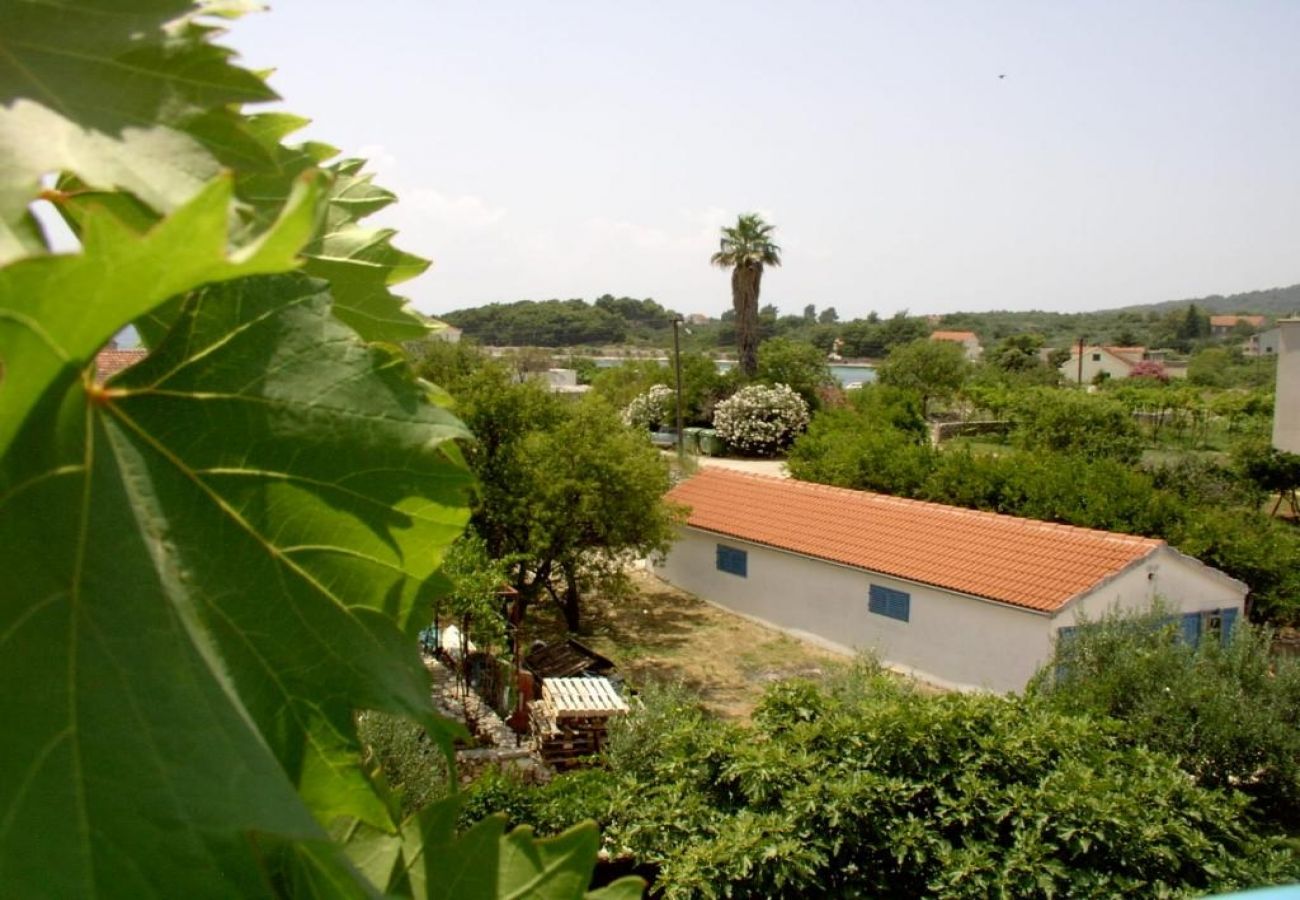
(732, 263, 763, 377)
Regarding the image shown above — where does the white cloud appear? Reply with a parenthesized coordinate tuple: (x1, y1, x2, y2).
(404, 187, 508, 232)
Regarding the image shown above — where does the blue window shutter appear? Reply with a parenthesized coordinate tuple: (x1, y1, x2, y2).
(1181, 612, 1201, 647)
(715, 544, 747, 577)
(869, 585, 910, 622)
(1220, 608, 1238, 644)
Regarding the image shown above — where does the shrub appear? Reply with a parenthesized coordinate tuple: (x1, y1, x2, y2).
(588, 670, 1300, 897)
(357, 711, 449, 817)
(1128, 359, 1170, 382)
(712, 383, 810, 456)
(1010, 388, 1144, 463)
(756, 337, 834, 409)
(1029, 606, 1300, 829)
(621, 383, 676, 430)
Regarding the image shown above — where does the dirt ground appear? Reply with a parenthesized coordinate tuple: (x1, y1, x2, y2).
(528, 569, 848, 719)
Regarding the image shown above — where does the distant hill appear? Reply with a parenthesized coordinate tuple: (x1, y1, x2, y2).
(1117, 284, 1300, 317)
(434, 283, 1299, 355)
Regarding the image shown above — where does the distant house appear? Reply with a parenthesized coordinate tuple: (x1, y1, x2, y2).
(95, 348, 148, 382)
(1245, 327, 1281, 357)
(929, 330, 982, 361)
(685, 313, 712, 326)
(656, 469, 1245, 692)
(433, 323, 462, 343)
(1210, 315, 1266, 337)
(1058, 345, 1147, 383)
(541, 368, 590, 396)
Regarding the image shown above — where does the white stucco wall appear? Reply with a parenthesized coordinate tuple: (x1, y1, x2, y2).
(656, 529, 1247, 694)
(1272, 319, 1300, 454)
(1060, 545, 1245, 623)
(1059, 348, 1133, 383)
(655, 529, 1054, 693)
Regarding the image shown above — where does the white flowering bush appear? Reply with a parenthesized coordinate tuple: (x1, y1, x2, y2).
(622, 383, 676, 430)
(713, 383, 810, 456)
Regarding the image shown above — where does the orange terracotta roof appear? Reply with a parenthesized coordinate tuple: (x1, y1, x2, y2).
(95, 348, 147, 381)
(1103, 345, 1145, 360)
(666, 469, 1162, 613)
(930, 330, 978, 342)
(1210, 315, 1265, 327)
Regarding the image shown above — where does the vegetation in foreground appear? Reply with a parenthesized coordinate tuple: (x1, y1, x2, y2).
(1, 5, 631, 897)
(453, 615, 1300, 898)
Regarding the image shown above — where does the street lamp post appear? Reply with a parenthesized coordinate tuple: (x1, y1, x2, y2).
(672, 317, 685, 465)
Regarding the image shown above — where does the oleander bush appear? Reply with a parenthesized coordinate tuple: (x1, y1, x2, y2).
(622, 383, 676, 430)
(712, 382, 810, 456)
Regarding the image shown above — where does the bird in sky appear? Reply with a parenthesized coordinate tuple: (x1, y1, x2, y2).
(998, 73, 1006, 79)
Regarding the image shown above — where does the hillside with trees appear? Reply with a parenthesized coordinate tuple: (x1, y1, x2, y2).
(436, 282, 1298, 359)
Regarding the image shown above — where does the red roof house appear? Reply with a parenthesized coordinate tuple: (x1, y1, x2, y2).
(655, 469, 1245, 691)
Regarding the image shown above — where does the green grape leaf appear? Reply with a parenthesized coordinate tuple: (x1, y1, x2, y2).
(0, 270, 473, 896)
(301, 160, 432, 343)
(585, 880, 646, 900)
(343, 798, 644, 900)
(0, 0, 276, 262)
(0, 174, 320, 456)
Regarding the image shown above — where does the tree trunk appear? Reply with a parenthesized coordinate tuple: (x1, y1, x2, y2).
(732, 263, 763, 377)
(559, 559, 582, 633)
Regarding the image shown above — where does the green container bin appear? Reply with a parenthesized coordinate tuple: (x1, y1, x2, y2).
(682, 427, 703, 454)
(698, 429, 724, 457)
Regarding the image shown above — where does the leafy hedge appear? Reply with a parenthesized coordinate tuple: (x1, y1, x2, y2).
(466, 672, 1300, 898)
(1029, 608, 1300, 830)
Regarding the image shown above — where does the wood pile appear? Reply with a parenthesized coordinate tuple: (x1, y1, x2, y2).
(531, 676, 629, 770)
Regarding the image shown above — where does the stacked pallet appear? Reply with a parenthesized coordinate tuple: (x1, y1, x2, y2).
(531, 677, 629, 770)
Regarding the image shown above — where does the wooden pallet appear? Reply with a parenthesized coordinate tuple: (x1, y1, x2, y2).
(542, 677, 630, 718)
(532, 677, 628, 769)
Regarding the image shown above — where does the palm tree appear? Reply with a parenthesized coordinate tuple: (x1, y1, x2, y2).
(711, 213, 781, 377)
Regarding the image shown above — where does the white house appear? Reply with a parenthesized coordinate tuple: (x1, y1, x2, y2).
(656, 469, 1246, 693)
(1246, 327, 1281, 357)
(1058, 345, 1146, 383)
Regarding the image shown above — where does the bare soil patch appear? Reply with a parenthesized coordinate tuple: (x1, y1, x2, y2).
(525, 569, 847, 719)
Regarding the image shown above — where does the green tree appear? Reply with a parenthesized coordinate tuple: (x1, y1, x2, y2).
(0, 6, 636, 896)
(1178, 303, 1211, 341)
(451, 368, 677, 631)
(756, 337, 834, 408)
(1009, 388, 1144, 463)
(438, 533, 511, 655)
(988, 332, 1046, 372)
(817, 306, 839, 324)
(711, 213, 782, 377)
(515, 397, 679, 630)
(876, 338, 969, 415)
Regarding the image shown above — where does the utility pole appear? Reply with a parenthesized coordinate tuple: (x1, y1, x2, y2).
(1076, 335, 1085, 385)
(673, 316, 685, 465)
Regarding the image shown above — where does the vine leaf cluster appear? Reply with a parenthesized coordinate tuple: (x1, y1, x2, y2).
(0, 2, 638, 897)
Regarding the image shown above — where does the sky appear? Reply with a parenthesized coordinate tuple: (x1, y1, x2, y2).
(226, 1, 1300, 320)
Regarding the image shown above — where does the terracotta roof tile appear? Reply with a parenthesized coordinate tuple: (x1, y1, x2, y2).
(930, 330, 978, 342)
(666, 469, 1161, 613)
(95, 348, 147, 381)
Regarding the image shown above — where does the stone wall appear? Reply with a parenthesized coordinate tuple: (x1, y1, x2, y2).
(931, 420, 1011, 444)
(426, 656, 550, 785)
